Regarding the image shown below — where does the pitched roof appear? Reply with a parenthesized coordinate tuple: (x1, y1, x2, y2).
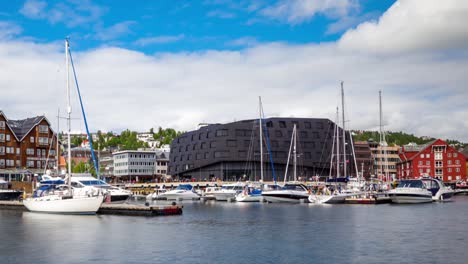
(400, 139, 445, 161)
(7, 116, 46, 141)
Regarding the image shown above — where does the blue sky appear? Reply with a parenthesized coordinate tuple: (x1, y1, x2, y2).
(1, 0, 468, 142)
(2, 0, 395, 53)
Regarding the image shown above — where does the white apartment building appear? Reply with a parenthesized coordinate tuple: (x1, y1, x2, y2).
(113, 150, 156, 177)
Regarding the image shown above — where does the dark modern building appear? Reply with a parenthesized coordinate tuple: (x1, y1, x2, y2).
(168, 117, 355, 182)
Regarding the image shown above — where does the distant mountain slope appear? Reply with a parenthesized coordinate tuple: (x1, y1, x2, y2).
(352, 130, 466, 147)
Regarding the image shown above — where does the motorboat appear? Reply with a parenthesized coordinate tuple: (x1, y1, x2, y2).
(146, 186, 167, 200)
(454, 181, 468, 195)
(235, 186, 263, 202)
(0, 179, 23, 201)
(212, 182, 245, 201)
(420, 177, 454, 201)
(70, 175, 132, 203)
(201, 186, 222, 200)
(262, 183, 309, 203)
(158, 184, 200, 200)
(388, 179, 432, 204)
(308, 185, 359, 204)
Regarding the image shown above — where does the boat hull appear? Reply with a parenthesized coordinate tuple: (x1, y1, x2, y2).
(235, 194, 262, 202)
(213, 192, 237, 201)
(308, 194, 348, 204)
(23, 196, 103, 214)
(158, 192, 200, 200)
(389, 194, 433, 204)
(262, 192, 308, 203)
(110, 194, 131, 203)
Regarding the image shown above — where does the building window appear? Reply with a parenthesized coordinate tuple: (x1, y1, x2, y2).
(30, 136, 35, 143)
(279, 121, 286, 128)
(448, 160, 452, 165)
(266, 121, 273, 128)
(418, 161, 423, 166)
(426, 154, 430, 158)
(38, 137, 48, 145)
(455, 160, 460, 165)
(448, 176, 452, 181)
(0, 134, 4, 142)
(453, 153, 458, 158)
(0, 159, 4, 167)
(312, 132, 320, 139)
(304, 122, 311, 129)
(215, 129, 228, 137)
(275, 130, 282, 137)
(435, 153, 443, 160)
(6, 134, 10, 141)
(426, 169, 431, 173)
(447, 153, 452, 158)
(420, 154, 424, 158)
(316, 122, 324, 129)
(204, 152, 209, 159)
(448, 168, 452, 172)
(0, 121, 4, 129)
(435, 161, 442, 167)
(210, 141, 217, 148)
(300, 131, 308, 138)
(201, 142, 206, 149)
(38, 125, 48, 133)
(426, 161, 430, 166)
(238, 151, 246, 158)
(456, 168, 460, 172)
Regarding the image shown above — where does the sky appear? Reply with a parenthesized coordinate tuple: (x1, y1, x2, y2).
(1, 0, 468, 142)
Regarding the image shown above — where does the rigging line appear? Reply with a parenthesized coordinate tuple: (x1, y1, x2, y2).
(68, 48, 100, 180)
(261, 113, 277, 184)
(317, 120, 333, 177)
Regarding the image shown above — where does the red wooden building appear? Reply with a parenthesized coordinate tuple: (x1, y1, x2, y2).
(397, 139, 466, 182)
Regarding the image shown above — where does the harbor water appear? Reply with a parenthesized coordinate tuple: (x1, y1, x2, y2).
(1, 196, 468, 264)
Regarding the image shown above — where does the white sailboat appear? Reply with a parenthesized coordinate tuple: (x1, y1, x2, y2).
(236, 96, 266, 202)
(309, 82, 360, 204)
(23, 39, 103, 214)
(262, 124, 310, 203)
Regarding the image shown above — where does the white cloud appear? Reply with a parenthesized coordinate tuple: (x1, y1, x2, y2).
(19, 0, 106, 28)
(2, 0, 468, 142)
(339, 0, 468, 53)
(95, 21, 135, 41)
(19, 0, 47, 19)
(227, 36, 259, 47)
(0, 21, 22, 39)
(134, 34, 185, 46)
(260, 0, 358, 24)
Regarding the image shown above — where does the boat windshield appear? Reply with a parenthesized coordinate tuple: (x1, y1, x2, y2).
(79, 180, 108, 186)
(176, 184, 193, 190)
(397, 180, 424, 188)
(282, 184, 307, 191)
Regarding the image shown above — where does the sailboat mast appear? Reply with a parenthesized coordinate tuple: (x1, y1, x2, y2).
(341, 81, 346, 178)
(259, 96, 263, 182)
(336, 107, 340, 179)
(66, 39, 72, 191)
(293, 124, 297, 182)
(329, 110, 337, 178)
(56, 108, 60, 174)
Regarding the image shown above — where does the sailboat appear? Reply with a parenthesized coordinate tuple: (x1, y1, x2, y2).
(262, 124, 310, 203)
(23, 39, 103, 214)
(236, 96, 267, 202)
(309, 82, 361, 204)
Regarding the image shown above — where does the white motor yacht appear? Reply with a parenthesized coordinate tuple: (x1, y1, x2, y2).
(211, 183, 245, 201)
(235, 185, 263, 202)
(201, 186, 222, 200)
(158, 184, 200, 200)
(388, 179, 432, 204)
(70, 175, 132, 203)
(262, 183, 309, 203)
(420, 177, 454, 201)
(146, 186, 167, 200)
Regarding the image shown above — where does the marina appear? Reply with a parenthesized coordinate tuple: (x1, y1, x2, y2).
(1, 196, 468, 264)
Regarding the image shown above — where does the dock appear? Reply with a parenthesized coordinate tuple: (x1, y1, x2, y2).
(0, 201, 183, 216)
